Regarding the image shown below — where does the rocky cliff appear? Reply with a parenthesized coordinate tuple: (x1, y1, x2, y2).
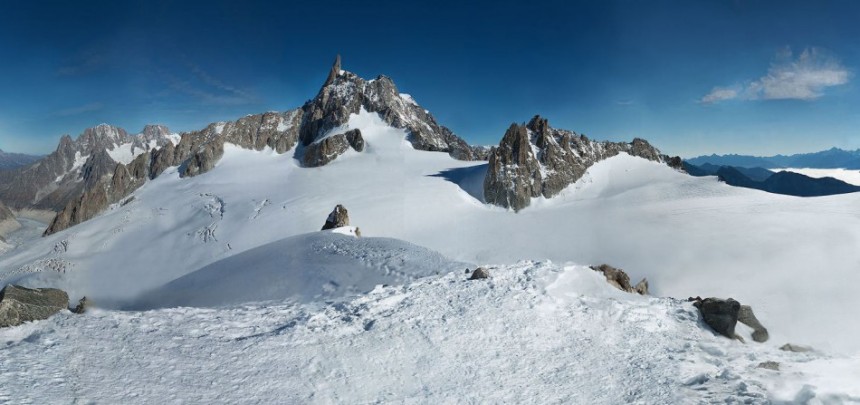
(484, 116, 682, 211)
(43, 57, 486, 234)
(0, 124, 176, 213)
(299, 55, 484, 163)
(43, 110, 303, 235)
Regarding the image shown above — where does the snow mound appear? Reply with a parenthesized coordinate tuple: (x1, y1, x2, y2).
(131, 231, 470, 309)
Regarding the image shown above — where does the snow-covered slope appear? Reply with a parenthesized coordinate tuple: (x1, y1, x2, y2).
(131, 230, 469, 309)
(1, 262, 857, 403)
(2, 108, 860, 401)
(2, 108, 860, 356)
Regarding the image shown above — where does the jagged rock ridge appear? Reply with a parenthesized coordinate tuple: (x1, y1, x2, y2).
(44, 110, 302, 235)
(299, 55, 485, 163)
(43, 57, 484, 234)
(0, 124, 177, 213)
(484, 115, 682, 211)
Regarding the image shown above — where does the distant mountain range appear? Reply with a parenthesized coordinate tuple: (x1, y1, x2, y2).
(683, 162, 860, 197)
(687, 148, 860, 169)
(0, 149, 41, 171)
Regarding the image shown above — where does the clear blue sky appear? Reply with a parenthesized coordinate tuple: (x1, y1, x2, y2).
(1, 0, 859, 157)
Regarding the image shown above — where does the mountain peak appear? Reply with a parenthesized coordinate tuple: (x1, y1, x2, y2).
(300, 59, 481, 161)
(323, 54, 342, 87)
(141, 124, 171, 139)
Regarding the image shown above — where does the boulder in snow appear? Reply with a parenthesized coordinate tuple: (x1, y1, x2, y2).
(72, 296, 91, 314)
(322, 205, 350, 230)
(634, 278, 649, 295)
(691, 297, 741, 340)
(469, 267, 490, 280)
(590, 264, 648, 295)
(0, 285, 69, 328)
(757, 361, 779, 371)
(738, 304, 769, 343)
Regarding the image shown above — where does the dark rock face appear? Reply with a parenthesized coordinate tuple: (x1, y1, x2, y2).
(737, 305, 769, 343)
(44, 151, 152, 235)
(469, 267, 490, 280)
(72, 296, 91, 314)
(321, 205, 350, 230)
(302, 129, 365, 167)
(484, 116, 682, 211)
(692, 297, 741, 339)
(149, 141, 176, 179)
(43, 109, 304, 235)
(0, 285, 69, 328)
(590, 264, 648, 295)
(183, 139, 224, 178)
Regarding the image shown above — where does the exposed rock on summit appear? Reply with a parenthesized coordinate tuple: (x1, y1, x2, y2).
(691, 297, 741, 340)
(321, 204, 350, 230)
(590, 264, 648, 295)
(299, 56, 482, 164)
(484, 116, 682, 211)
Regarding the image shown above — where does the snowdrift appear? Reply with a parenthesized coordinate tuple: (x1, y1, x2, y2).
(131, 230, 470, 309)
(2, 262, 857, 403)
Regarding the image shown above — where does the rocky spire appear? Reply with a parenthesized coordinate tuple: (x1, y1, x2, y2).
(323, 54, 342, 87)
(484, 116, 676, 211)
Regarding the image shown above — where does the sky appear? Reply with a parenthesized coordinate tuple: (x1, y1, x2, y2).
(1, 0, 859, 157)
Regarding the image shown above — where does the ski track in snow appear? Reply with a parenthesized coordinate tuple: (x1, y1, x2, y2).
(3, 262, 853, 404)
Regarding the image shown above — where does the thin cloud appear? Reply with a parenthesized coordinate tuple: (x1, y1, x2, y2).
(699, 47, 850, 104)
(164, 63, 259, 106)
(700, 87, 739, 104)
(54, 102, 104, 116)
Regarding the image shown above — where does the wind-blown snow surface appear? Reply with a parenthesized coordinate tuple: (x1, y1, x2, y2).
(2, 109, 860, 401)
(3, 262, 858, 403)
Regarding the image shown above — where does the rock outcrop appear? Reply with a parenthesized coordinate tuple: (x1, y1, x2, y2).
(738, 305, 769, 343)
(590, 264, 648, 295)
(0, 285, 69, 328)
(691, 297, 741, 340)
(72, 296, 91, 314)
(43, 110, 303, 235)
(484, 116, 683, 211)
(321, 205, 350, 230)
(183, 138, 224, 177)
(303, 129, 365, 167)
(468, 267, 490, 280)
